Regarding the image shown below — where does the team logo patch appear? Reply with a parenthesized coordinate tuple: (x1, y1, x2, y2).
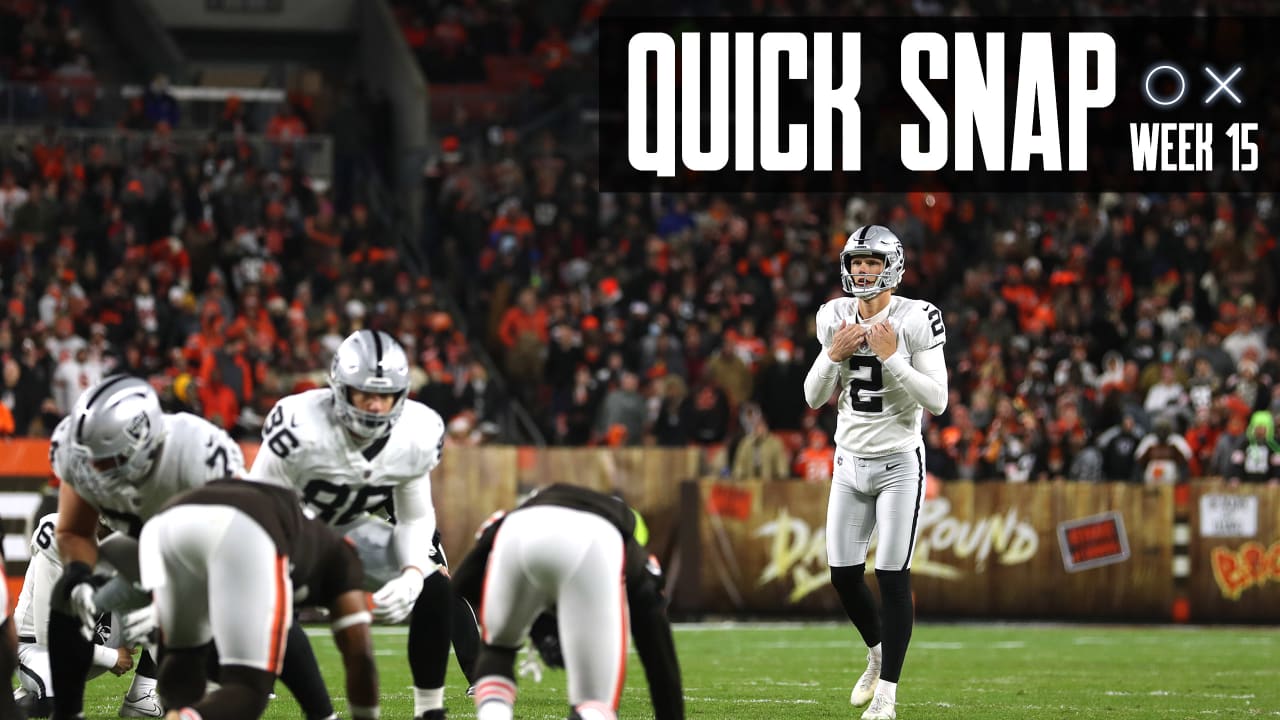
(124, 412, 151, 442)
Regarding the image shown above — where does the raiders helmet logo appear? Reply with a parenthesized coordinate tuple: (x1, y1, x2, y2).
(124, 412, 151, 442)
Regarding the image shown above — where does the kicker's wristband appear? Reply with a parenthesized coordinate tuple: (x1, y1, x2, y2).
(332, 611, 372, 633)
(349, 703, 381, 719)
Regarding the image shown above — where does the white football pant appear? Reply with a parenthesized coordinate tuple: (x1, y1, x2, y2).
(826, 442, 926, 570)
(138, 505, 292, 673)
(481, 506, 628, 710)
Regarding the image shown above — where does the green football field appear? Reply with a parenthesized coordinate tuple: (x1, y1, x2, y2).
(78, 621, 1280, 719)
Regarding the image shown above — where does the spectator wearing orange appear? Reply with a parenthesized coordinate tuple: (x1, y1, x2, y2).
(795, 429, 834, 483)
(198, 364, 240, 433)
(266, 103, 308, 142)
(497, 285, 548, 398)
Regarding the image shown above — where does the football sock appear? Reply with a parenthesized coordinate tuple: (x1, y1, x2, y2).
(409, 572, 453, 690)
(874, 568, 914, 684)
(452, 596, 482, 684)
(876, 679, 898, 704)
(413, 687, 445, 715)
(830, 564, 883, 648)
(126, 672, 157, 699)
(473, 675, 516, 720)
(135, 649, 158, 679)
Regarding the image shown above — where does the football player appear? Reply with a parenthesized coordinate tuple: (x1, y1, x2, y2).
(451, 484, 684, 720)
(12, 513, 149, 718)
(1, 543, 25, 720)
(249, 329, 480, 720)
(138, 479, 379, 720)
(803, 225, 948, 720)
(45, 375, 337, 720)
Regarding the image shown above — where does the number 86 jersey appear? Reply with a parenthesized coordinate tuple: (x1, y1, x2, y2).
(248, 389, 446, 528)
(816, 295, 947, 458)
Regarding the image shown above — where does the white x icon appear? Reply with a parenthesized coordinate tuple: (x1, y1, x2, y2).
(1202, 64, 1244, 106)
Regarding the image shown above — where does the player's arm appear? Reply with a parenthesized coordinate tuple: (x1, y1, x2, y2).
(247, 400, 299, 485)
(329, 588, 379, 720)
(55, 482, 100, 568)
(626, 546, 684, 720)
(52, 482, 105, 635)
(450, 513, 503, 606)
(805, 308, 866, 409)
(367, 474, 438, 623)
(389, 475, 438, 575)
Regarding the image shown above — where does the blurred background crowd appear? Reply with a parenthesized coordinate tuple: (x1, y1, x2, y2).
(2, 0, 1280, 487)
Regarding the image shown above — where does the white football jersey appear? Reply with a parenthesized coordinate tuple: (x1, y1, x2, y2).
(14, 513, 62, 641)
(816, 295, 947, 457)
(51, 413, 246, 538)
(248, 389, 446, 526)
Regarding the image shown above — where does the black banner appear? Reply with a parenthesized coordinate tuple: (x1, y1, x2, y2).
(598, 16, 1278, 192)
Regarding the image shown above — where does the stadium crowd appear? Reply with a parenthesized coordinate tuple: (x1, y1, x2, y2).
(4, 0, 1280, 488)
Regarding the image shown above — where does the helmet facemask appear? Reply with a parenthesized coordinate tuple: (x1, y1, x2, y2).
(329, 330, 411, 442)
(332, 383, 407, 441)
(839, 226, 906, 298)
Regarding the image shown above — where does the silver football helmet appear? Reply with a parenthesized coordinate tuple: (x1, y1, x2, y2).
(840, 225, 906, 299)
(330, 329, 410, 441)
(67, 375, 166, 502)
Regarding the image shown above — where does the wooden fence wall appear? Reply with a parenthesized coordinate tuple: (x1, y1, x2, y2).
(4, 440, 1278, 622)
(691, 480, 1175, 619)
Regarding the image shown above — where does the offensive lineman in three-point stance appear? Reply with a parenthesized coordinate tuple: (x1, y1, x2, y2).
(804, 225, 949, 720)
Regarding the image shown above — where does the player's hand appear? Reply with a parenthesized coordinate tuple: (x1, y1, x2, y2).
(826, 321, 868, 362)
(68, 582, 99, 641)
(117, 604, 159, 647)
(867, 321, 898, 360)
(111, 646, 136, 676)
(371, 567, 426, 624)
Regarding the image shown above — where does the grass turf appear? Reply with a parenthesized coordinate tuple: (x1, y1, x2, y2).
(78, 621, 1279, 719)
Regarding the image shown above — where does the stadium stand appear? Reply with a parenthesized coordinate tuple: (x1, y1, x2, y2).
(2, 0, 1280, 487)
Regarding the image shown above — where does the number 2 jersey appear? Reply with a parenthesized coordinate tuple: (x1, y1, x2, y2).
(247, 388, 446, 529)
(50, 412, 246, 538)
(811, 294, 947, 457)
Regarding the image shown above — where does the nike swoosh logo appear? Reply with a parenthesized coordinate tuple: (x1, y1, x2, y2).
(886, 463, 900, 472)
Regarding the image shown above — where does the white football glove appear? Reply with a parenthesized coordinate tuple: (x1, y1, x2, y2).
(68, 582, 99, 642)
(517, 640, 545, 683)
(371, 568, 426, 624)
(116, 605, 159, 648)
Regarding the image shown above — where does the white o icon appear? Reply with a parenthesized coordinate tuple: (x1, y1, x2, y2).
(1143, 64, 1187, 108)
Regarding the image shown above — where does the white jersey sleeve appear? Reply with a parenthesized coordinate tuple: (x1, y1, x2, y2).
(905, 300, 947, 353)
(389, 402, 446, 572)
(15, 514, 63, 643)
(248, 393, 312, 488)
